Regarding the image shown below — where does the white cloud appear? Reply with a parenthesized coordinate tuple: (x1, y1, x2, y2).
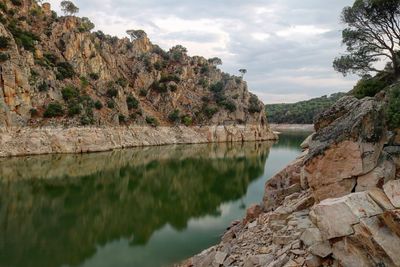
(45, 0, 357, 104)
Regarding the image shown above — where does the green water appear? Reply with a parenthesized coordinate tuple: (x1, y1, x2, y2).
(0, 132, 309, 267)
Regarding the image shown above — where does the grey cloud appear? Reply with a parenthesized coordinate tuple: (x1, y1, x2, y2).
(48, 0, 358, 103)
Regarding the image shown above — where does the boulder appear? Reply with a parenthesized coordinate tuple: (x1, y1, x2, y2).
(312, 192, 382, 239)
(383, 180, 400, 208)
(367, 188, 395, 210)
(244, 204, 262, 224)
(305, 96, 386, 201)
(263, 158, 303, 211)
(379, 209, 400, 237)
(356, 157, 396, 192)
(332, 238, 373, 267)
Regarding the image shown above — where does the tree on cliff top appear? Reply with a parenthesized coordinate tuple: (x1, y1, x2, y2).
(61, 1, 79, 16)
(333, 0, 400, 77)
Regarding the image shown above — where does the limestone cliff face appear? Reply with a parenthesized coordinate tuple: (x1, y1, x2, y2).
(0, 0, 269, 131)
(181, 94, 400, 267)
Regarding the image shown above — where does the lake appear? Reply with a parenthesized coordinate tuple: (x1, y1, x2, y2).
(0, 132, 309, 267)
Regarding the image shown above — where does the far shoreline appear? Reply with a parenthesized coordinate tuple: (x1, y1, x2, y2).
(269, 123, 314, 133)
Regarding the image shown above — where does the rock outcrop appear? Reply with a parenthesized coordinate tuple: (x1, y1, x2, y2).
(179, 94, 400, 267)
(0, 124, 275, 157)
(0, 0, 276, 156)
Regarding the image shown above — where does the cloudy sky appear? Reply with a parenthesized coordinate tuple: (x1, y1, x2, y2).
(48, 0, 358, 103)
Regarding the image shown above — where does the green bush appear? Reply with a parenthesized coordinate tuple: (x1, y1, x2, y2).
(118, 114, 126, 124)
(168, 109, 180, 123)
(145, 116, 159, 126)
(107, 88, 118, 98)
(151, 81, 167, 93)
(94, 100, 103, 110)
(44, 102, 64, 118)
(169, 84, 177, 92)
(387, 85, 400, 129)
(107, 100, 115, 109)
(351, 77, 390, 99)
(248, 95, 262, 113)
(209, 81, 223, 93)
(0, 52, 9, 62)
(0, 2, 7, 12)
(8, 24, 40, 52)
(67, 102, 81, 116)
(61, 85, 79, 101)
(80, 76, 89, 88)
(198, 78, 208, 88)
(43, 53, 57, 66)
(222, 100, 237, 112)
(139, 88, 148, 97)
(160, 74, 180, 83)
(181, 115, 192, 126)
(203, 106, 218, 119)
(38, 82, 49, 92)
(78, 17, 95, 32)
(126, 94, 139, 110)
(116, 77, 128, 87)
(0, 36, 10, 49)
(56, 62, 75, 80)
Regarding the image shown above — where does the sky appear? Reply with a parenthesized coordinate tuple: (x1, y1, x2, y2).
(47, 0, 359, 104)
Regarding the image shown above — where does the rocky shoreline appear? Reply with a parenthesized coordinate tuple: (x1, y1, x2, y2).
(270, 124, 315, 133)
(0, 124, 277, 157)
(178, 96, 400, 267)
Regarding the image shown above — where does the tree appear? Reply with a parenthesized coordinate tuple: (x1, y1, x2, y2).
(333, 0, 400, 77)
(126, 30, 147, 41)
(239, 69, 247, 77)
(61, 1, 79, 16)
(208, 57, 222, 66)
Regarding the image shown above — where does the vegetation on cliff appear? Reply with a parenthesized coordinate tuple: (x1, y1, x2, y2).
(265, 93, 346, 124)
(0, 0, 266, 128)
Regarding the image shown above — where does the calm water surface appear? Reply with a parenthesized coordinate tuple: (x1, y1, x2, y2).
(0, 132, 309, 267)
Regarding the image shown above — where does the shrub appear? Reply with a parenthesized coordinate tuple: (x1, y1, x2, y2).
(181, 115, 192, 126)
(168, 109, 180, 123)
(0, 2, 7, 12)
(44, 102, 64, 117)
(0, 52, 9, 62)
(198, 78, 208, 88)
(203, 106, 218, 119)
(80, 76, 89, 88)
(248, 95, 262, 113)
(151, 81, 167, 93)
(0, 36, 10, 49)
(126, 94, 139, 110)
(145, 116, 159, 126)
(160, 74, 180, 83)
(78, 17, 95, 32)
(106, 88, 118, 98)
(351, 75, 392, 99)
(67, 102, 81, 116)
(80, 115, 93, 125)
(56, 62, 75, 80)
(8, 24, 40, 52)
(116, 77, 128, 87)
(139, 88, 148, 97)
(118, 114, 126, 124)
(387, 85, 400, 129)
(107, 100, 115, 109)
(200, 65, 210, 75)
(38, 82, 49, 92)
(61, 85, 79, 101)
(89, 72, 100, 80)
(43, 53, 57, 66)
(94, 100, 103, 110)
(222, 100, 237, 112)
(209, 81, 223, 93)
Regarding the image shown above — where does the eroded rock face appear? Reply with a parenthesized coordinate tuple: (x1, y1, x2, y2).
(304, 96, 387, 201)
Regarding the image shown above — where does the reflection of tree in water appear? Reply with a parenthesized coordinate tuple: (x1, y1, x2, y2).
(273, 132, 311, 149)
(0, 142, 271, 267)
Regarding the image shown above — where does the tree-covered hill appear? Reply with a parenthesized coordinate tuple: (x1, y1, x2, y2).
(265, 93, 346, 124)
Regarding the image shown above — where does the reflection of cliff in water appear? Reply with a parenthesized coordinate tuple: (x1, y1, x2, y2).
(0, 142, 272, 267)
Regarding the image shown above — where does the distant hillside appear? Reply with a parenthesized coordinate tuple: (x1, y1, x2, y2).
(265, 93, 346, 124)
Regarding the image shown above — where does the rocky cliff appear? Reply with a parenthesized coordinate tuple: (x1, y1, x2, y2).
(180, 94, 400, 267)
(0, 0, 275, 156)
